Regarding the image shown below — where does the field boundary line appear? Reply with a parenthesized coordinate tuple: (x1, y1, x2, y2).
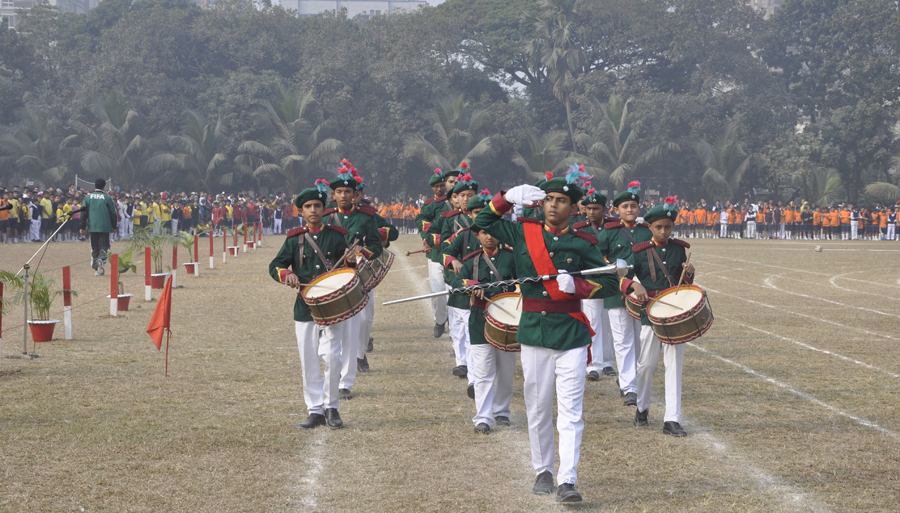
(697, 254, 900, 289)
(826, 272, 900, 302)
(762, 276, 900, 319)
(688, 342, 900, 442)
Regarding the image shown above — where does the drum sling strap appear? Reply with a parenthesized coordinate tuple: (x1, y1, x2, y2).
(645, 247, 675, 287)
(471, 252, 504, 308)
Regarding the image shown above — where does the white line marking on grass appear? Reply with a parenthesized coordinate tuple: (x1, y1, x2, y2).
(763, 276, 900, 319)
(688, 342, 900, 442)
(827, 272, 900, 302)
(699, 282, 900, 342)
(698, 254, 900, 289)
(718, 317, 900, 379)
(297, 436, 325, 510)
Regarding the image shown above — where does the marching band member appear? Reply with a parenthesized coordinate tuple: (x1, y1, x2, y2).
(621, 198, 695, 437)
(414, 168, 457, 338)
(324, 161, 383, 400)
(596, 182, 651, 406)
(474, 165, 619, 503)
(269, 182, 351, 430)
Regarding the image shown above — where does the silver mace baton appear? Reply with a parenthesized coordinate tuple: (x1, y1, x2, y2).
(383, 259, 631, 306)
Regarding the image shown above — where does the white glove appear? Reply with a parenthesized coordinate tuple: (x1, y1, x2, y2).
(505, 185, 546, 206)
(556, 270, 575, 294)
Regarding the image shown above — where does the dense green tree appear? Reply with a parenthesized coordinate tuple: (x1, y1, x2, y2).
(144, 111, 230, 191)
(402, 94, 494, 171)
(696, 120, 752, 202)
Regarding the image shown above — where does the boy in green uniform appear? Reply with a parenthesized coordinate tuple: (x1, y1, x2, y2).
(596, 181, 651, 404)
(452, 225, 517, 434)
(79, 179, 118, 275)
(620, 198, 695, 437)
(269, 182, 350, 430)
(324, 161, 382, 400)
(413, 168, 453, 337)
(474, 165, 619, 503)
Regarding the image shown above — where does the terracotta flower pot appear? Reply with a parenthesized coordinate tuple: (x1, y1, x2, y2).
(228, 246, 239, 256)
(107, 294, 133, 311)
(184, 262, 198, 275)
(28, 319, 59, 342)
(151, 273, 169, 289)
(246, 241, 256, 249)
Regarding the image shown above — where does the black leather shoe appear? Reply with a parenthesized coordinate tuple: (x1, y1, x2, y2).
(556, 483, 582, 503)
(586, 370, 600, 382)
(467, 383, 475, 399)
(452, 365, 468, 378)
(367, 337, 373, 352)
(474, 422, 490, 434)
(634, 409, 649, 427)
(339, 388, 353, 400)
(495, 416, 510, 426)
(532, 471, 554, 495)
(433, 323, 445, 338)
(297, 413, 326, 430)
(324, 408, 343, 429)
(663, 421, 687, 437)
(602, 366, 618, 377)
(357, 356, 369, 373)
(623, 392, 637, 406)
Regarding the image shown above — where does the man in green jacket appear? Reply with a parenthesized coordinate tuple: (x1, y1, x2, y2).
(474, 165, 619, 503)
(79, 178, 118, 275)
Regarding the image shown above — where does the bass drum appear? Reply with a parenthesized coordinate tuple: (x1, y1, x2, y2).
(369, 249, 395, 288)
(483, 292, 523, 353)
(646, 284, 714, 344)
(301, 268, 369, 326)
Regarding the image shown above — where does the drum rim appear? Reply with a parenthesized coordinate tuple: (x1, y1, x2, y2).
(484, 291, 522, 325)
(646, 285, 707, 324)
(302, 268, 361, 302)
(310, 291, 369, 326)
(654, 315, 713, 344)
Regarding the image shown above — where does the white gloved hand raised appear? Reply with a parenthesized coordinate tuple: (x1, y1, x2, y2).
(505, 185, 547, 206)
(556, 270, 575, 294)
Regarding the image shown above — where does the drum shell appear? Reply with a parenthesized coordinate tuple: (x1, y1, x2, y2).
(301, 269, 369, 326)
(647, 285, 714, 344)
(625, 294, 643, 320)
(357, 261, 378, 291)
(483, 292, 522, 353)
(369, 249, 395, 288)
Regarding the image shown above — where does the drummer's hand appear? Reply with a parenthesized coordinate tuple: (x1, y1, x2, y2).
(450, 260, 463, 275)
(631, 283, 649, 302)
(682, 262, 695, 275)
(284, 273, 301, 289)
(473, 289, 485, 300)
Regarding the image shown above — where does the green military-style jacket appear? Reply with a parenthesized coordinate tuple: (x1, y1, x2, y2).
(474, 193, 618, 351)
(595, 219, 652, 309)
(620, 238, 692, 325)
(375, 213, 399, 248)
(79, 189, 118, 233)
(522, 203, 545, 221)
(415, 196, 450, 263)
(325, 205, 383, 260)
(451, 248, 517, 345)
(268, 225, 350, 322)
(440, 225, 482, 309)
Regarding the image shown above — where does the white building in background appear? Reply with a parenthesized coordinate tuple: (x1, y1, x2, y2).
(2, 0, 95, 29)
(748, 0, 783, 18)
(281, 0, 427, 18)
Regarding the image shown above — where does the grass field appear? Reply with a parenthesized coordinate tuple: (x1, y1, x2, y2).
(1, 234, 899, 512)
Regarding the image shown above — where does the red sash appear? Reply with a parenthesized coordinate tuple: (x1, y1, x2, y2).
(522, 222, 595, 340)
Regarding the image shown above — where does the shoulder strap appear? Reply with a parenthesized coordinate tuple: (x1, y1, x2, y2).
(646, 247, 675, 287)
(483, 252, 501, 279)
(303, 232, 332, 269)
(472, 254, 480, 282)
(618, 226, 637, 244)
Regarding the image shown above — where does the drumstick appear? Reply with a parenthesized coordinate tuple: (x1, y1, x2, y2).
(484, 296, 517, 317)
(649, 297, 684, 310)
(331, 243, 360, 270)
(405, 249, 427, 256)
(675, 251, 692, 295)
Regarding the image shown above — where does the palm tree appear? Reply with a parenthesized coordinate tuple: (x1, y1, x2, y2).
(60, 91, 147, 189)
(143, 111, 231, 191)
(574, 94, 679, 191)
(794, 163, 845, 206)
(511, 129, 575, 181)
(402, 94, 494, 170)
(696, 121, 752, 202)
(522, 0, 585, 150)
(0, 108, 68, 184)
(234, 87, 343, 194)
(864, 182, 900, 202)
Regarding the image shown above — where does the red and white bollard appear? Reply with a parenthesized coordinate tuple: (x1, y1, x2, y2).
(223, 227, 228, 263)
(172, 245, 178, 289)
(108, 255, 118, 317)
(63, 266, 74, 337)
(209, 229, 215, 269)
(1, 283, 6, 369)
(193, 234, 200, 277)
(243, 225, 248, 253)
(145, 247, 152, 301)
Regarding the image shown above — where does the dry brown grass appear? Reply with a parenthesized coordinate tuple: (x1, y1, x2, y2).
(1, 235, 899, 512)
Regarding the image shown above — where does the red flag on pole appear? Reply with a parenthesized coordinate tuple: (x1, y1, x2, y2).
(146, 275, 173, 375)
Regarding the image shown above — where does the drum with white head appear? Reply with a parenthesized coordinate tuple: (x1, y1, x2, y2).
(301, 268, 369, 326)
(646, 284, 713, 344)
(484, 292, 523, 352)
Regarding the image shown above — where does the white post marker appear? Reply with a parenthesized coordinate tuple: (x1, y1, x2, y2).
(108, 255, 118, 318)
(145, 247, 152, 301)
(63, 266, 76, 336)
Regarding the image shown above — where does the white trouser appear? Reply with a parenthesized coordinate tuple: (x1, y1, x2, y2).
(719, 223, 727, 237)
(471, 343, 517, 427)
(746, 221, 756, 238)
(521, 344, 587, 486)
(607, 307, 641, 393)
(851, 223, 858, 240)
(171, 219, 178, 235)
(428, 261, 448, 325)
(779, 223, 786, 239)
(448, 306, 471, 369)
(119, 220, 128, 238)
(295, 320, 345, 414)
(887, 224, 896, 240)
(635, 325, 684, 422)
(274, 219, 282, 234)
(358, 290, 375, 359)
(30, 219, 41, 241)
(339, 309, 365, 389)
(582, 299, 614, 371)
(126, 219, 134, 237)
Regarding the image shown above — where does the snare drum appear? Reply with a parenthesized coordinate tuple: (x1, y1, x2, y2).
(646, 284, 714, 344)
(625, 293, 643, 320)
(370, 249, 395, 286)
(301, 268, 369, 326)
(483, 292, 523, 352)
(356, 259, 378, 291)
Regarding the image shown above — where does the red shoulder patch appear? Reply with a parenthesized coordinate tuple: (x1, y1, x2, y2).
(435, 195, 447, 202)
(441, 209, 462, 218)
(517, 217, 542, 224)
(360, 198, 371, 204)
(424, 198, 434, 205)
(286, 227, 308, 238)
(572, 220, 590, 229)
(638, 222, 649, 228)
(670, 238, 690, 248)
(572, 230, 598, 244)
(463, 250, 482, 261)
(324, 207, 337, 215)
(502, 247, 513, 252)
(326, 225, 349, 235)
(604, 221, 623, 230)
(357, 205, 377, 216)
(632, 241, 654, 252)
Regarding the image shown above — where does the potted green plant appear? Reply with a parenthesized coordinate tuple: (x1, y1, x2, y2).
(106, 251, 138, 311)
(18, 273, 75, 342)
(178, 230, 200, 275)
(127, 227, 171, 289)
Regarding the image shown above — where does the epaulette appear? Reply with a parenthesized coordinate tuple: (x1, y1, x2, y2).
(324, 207, 337, 215)
(604, 220, 623, 230)
(360, 198, 371, 204)
(424, 198, 434, 205)
(435, 195, 447, 202)
(326, 225, 348, 235)
(357, 205, 377, 216)
(670, 238, 690, 248)
(441, 209, 462, 218)
(502, 247, 513, 253)
(632, 241, 654, 252)
(572, 220, 590, 229)
(463, 250, 482, 261)
(286, 227, 308, 238)
(572, 230, 598, 244)
(517, 217, 542, 224)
